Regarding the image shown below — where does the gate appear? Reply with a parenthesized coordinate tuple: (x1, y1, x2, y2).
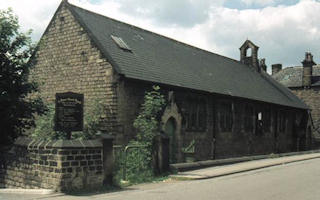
(113, 136, 169, 181)
(113, 144, 148, 181)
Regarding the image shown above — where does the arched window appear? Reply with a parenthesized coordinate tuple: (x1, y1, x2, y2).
(244, 104, 254, 132)
(218, 101, 233, 132)
(186, 97, 207, 131)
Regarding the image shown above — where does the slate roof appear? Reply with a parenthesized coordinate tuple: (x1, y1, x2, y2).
(272, 65, 320, 88)
(63, 2, 308, 110)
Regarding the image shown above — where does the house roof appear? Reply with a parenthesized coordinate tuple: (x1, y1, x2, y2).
(62, 2, 308, 110)
(272, 65, 320, 88)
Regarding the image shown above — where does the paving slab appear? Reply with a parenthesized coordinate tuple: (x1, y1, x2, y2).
(0, 188, 55, 195)
(170, 153, 320, 180)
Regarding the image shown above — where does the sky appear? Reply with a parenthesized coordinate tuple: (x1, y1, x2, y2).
(1, 0, 320, 71)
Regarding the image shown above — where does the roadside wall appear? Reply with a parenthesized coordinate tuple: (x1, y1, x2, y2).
(0, 137, 105, 191)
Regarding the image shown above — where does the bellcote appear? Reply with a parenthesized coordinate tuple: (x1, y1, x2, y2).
(240, 40, 259, 71)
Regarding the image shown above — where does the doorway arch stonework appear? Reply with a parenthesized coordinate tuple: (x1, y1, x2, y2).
(161, 101, 183, 163)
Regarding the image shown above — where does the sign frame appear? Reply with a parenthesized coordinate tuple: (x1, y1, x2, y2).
(55, 92, 84, 138)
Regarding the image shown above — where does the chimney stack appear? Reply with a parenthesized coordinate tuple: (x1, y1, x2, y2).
(272, 64, 282, 75)
(260, 58, 267, 72)
(302, 52, 316, 88)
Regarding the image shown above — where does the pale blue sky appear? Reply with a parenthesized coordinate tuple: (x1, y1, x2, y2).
(224, 0, 300, 9)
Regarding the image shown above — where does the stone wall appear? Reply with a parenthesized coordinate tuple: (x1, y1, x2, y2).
(0, 137, 106, 191)
(29, 3, 119, 135)
(292, 87, 320, 131)
(117, 79, 309, 161)
(212, 99, 303, 159)
(117, 79, 152, 144)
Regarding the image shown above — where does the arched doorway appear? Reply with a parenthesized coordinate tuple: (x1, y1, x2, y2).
(161, 100, 183, 163)
(165, 117, 177, 163)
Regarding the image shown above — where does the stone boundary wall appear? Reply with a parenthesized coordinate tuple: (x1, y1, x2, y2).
(0, 137, 107, 191)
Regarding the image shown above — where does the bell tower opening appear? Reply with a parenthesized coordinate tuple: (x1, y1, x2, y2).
(240, 40, 259, 71)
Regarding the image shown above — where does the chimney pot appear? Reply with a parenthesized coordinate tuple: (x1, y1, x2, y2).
(272, 64, 282, 75)
(305, 52, 313, 62)
(260, 58, 267, 72)
(302, 52, 316, 88)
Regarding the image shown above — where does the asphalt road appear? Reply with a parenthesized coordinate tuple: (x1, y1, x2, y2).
(1, 158, 320, 200)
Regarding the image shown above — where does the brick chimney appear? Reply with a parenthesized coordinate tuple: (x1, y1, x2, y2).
(302, 52, 316, 88)
(272, 64, 282, 75)
(259, 58, 267, 72)
(240, 40, 260, 72)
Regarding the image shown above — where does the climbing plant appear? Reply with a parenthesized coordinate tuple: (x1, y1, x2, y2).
(133, 85, 166, 145)
(118, 85, 165, 183)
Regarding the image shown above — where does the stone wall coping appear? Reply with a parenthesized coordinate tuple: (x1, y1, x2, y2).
(14, 137, 102, 149)
(100, 134, 115, 140)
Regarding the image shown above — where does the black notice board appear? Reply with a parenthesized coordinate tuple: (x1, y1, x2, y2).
(55, 92, 84, 132)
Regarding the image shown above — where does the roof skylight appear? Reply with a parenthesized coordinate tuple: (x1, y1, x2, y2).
(111, 35, 132, 52)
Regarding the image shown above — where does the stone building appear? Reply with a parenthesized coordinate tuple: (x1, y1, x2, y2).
(30, 0, 310, 163)
(272, 53, 320, 146)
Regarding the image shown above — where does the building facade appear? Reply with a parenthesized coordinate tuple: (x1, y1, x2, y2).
(273, 53, 320, 147)
(30, 1, 310, 162)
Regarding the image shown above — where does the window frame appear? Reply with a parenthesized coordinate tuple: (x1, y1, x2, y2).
(244, 104, 254, 133)
(279, 111, 286, 133)
(217, 100, 233, 132)
(186, 97, 207, 131)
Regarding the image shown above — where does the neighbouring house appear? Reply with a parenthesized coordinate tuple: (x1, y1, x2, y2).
(29, 0, 311, 163)
(272, 53, 320, 147)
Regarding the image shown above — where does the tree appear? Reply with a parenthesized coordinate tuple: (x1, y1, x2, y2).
(0, 8, 46, 145)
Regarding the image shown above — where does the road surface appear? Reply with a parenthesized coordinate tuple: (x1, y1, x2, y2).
(1, 158, 320, 200)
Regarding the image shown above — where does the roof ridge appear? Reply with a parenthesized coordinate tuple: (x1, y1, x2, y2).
(285, 66, 302, 69)
(66, 2, 242, 65)
(285, 64, 320, 69)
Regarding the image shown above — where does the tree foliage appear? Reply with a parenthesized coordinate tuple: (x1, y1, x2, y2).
(0, 8, 46, 145)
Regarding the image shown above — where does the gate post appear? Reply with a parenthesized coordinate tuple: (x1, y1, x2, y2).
(100, 134, 114, 185)
(160, 135, 170, 173)
(153, 134, 169, 174)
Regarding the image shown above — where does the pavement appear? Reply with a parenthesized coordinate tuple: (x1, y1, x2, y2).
(170, 152, 320, 180)
(0, 189, 54, 195)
